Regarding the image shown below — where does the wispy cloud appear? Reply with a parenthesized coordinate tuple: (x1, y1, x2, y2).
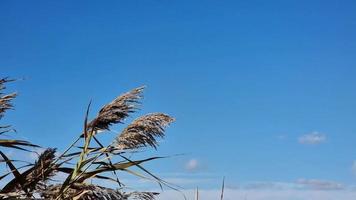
(229, 179, 345, 191)
(242, 182, 292, 190)
(298, 131, 326, 145)
(157, 188, 356, 200)
(157, 179, 354, 200)
(296, 178, 344, 190)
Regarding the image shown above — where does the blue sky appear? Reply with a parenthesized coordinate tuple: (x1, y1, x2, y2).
(1, 1, 356, 199)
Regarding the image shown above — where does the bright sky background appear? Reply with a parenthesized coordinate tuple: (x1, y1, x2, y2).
(1, 1, 356, 199)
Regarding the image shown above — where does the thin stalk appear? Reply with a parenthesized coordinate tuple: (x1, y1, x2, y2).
(53, 136, 81, 164)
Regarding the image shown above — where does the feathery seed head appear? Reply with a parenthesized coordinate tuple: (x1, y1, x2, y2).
(87, 86, 145, 132)
(113, 113, 174, 150)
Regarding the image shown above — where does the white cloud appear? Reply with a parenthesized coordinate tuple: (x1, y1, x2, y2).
(296, 178, 344, 190)
(231, 179, 345, 191)
(157, 189, 356, 200)
(185, 159, 200, 171)
(242, 182, 293, 190)
(298, 132, 326, 145)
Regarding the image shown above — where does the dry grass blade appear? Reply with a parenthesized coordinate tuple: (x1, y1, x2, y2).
(88, 86, 144, 131)
(0, 151, 26, 193)
(114, 113, 174, 150)
(0, 139, 40, 151)
(75, 156, 164, 183)
(0, 125, 15, 135)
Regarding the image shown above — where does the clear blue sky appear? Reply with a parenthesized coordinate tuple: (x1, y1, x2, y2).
(1, 0, 356, 197)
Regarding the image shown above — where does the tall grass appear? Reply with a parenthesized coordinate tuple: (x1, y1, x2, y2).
(0, 78, 176, 200)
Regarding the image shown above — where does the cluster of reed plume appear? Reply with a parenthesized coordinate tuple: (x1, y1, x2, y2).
(0, 78, 175, 200)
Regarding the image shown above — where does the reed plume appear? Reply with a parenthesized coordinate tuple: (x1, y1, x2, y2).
(113, 113, 174, 150)
(127, 191, 158, 200)
(0, 78, 16, 119)
(42, 183, 125, 200)
(25, 148, 57, 192)
(0, 148, 56, 195)
(42, 183, 157, 200)
(88, 86, 144, 132)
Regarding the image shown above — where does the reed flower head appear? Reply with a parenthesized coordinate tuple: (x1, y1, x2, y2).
(42, 183, 158, 200)
(25, 148, 57, 191)
(0, 78, 17, 119)
(88, 86, 144, 132)
(114, 113, 174, 150)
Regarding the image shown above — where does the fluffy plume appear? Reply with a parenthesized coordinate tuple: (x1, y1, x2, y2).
(41, 183, 125, 200)
(0, 78, 17, 119)
(0, 148, 57, 195)
(114, 113, 174, 150)
(88, 86, 144, 131)
(128, 191, 158, 200)
(0, 192, 24, 199)
(25, 148, 57, 191)
(41, 183, 157, 200)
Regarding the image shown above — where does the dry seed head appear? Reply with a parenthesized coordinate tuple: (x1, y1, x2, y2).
(0, 78, 17, 119)
(114, 113, 174, 150)
(41, 183, 157, 200)
(87, 86, 144, 132)
(25, 148, 57, 191)
(128, 191, 158, 200)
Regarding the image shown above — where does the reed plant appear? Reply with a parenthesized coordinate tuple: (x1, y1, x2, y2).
(0, 78, 175, 200)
